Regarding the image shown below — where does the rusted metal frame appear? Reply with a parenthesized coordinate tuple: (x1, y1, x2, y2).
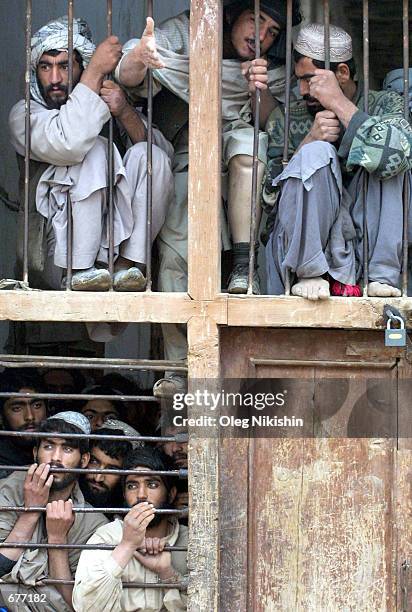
(38, 578, 187, 589)
(0, 429, 187, 443)
(107, 0, 115, 283)
(362, 0, 369, 296)
(0, 391, 159, 402)
(401, 0, 410, 296)
(0, 465, 188, 478)
(23, 0, 32, 285)
(0, 353, 188, 372)
(0, 506, 186, 515)
(247, 0, 261, 295)
(323, 0, 330, 70)
(66, 0, 74, 290)
(0, 542, 186, 551)
(281, 0, 293, 295)
(146, 0, 154, 291)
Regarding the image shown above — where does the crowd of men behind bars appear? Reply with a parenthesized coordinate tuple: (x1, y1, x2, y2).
(1, 0, 412, 609)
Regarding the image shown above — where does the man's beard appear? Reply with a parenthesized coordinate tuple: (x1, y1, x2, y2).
(49, 461, 79, 491)
(81, 477, 112, 506)
(303, 94, 325, 117)
(126, 500, 174, 528)
(38, 81, 69, 109)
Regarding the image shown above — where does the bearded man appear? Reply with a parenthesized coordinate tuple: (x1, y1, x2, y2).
(9, 16, 174, 291)
(0, 369, 48, 480)
(262, 23, 412, 299)
(0, 412, 107, 611)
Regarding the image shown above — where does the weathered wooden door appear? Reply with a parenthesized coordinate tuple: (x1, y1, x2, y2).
(220, 329, 411, 612)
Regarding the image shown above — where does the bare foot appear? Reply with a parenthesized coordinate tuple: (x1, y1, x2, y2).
(368, 281, 401, 297)
(291, 277, 330, 301)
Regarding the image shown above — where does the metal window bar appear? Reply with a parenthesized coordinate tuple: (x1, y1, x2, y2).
(402, 0, 410, 296)
(0, 354, 188, 372)
(281, 0, 293, 296)
(0, 543, 186, 551)
(23, 0, 32, 285)
(362, 0, 369, 296)
(107, 0, 115, 283)
(247, 0, 261, 295)
(323, 0, 330, 71)
(39, 579, 187, 589)
(146, 0, 154, 292)
(0, 465, 187, 477)
(0, 429, 187, 443)
(0, 391, 159, 402)
(0, 506, 186, 515)
(66, 0, 74, 291)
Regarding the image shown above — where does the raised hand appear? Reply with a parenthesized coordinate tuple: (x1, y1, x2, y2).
(309, 110, 341, 143)
(88, 36, 123, 78)
(121, 502, 155, 550)
(23, 463, 53, 509)
(133, 17, 165, 70)
(46, 499, 75, 544)
(241, 58, 269, 93)
(100, 80, 128, 117)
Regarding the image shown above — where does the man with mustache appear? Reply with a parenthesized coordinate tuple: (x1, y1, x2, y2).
(73, 447, 187, 612)
(80, 420, 142, 512)
(9, 16, 174, 292)
(0, 370, 48, 480)
(115, 0, 301, 398)
(261, 23, 412, 300)
(0, 412, 107, 611)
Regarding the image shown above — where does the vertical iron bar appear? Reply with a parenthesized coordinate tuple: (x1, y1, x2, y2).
(282, 0, 293, 296)
(66, 1, 74, 290)
(402, 0, 409, 296)
(247, 0, 261, 295)
(362, 0, 369, 296)
(146, 0, 154, 292)
(23, 0, 32, 285)
(323, 0, 330, 70)
(107, 0, 115, 286)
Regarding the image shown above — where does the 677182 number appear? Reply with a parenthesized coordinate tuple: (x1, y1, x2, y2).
(7, 594, 47, 603)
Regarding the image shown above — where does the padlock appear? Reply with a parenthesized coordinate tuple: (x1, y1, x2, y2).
(385, 315, 406, 347)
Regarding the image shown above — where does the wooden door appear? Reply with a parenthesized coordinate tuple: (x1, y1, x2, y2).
(219, 329, 411, 612)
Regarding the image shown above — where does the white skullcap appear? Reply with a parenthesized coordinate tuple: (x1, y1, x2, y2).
(51, 411, 91, 435)
(295, 23, 353, 63)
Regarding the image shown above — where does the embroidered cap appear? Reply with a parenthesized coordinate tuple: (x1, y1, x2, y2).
(102, 419, 144, 448)
(295, 23, 353, 63)
(51, 411, 91, 435)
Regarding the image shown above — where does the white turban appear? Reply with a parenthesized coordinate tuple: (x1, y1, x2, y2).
(30, 16, 96, 106)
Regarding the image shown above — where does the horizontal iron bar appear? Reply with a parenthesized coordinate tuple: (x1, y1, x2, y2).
(0, 430, 188, 444)
(0, 506, 188, 515)
(0, 354, 188, 372)
(0, 391, 159, 402)
(0, 465, 188, 478)
(37, 578, 187, 590)
(0, 542, 187, 551)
